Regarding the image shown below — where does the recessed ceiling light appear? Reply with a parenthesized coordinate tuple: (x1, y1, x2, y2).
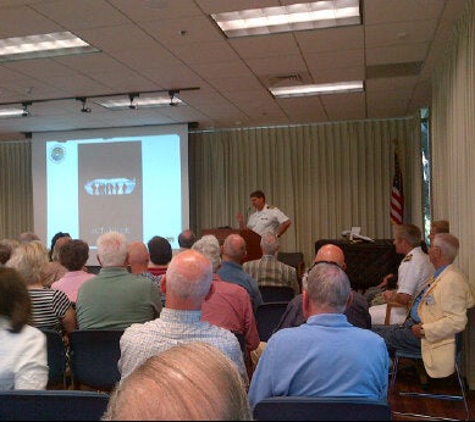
(0, 31, 99, 62)
(270, 81, 364, 98)
(211, 0, 361, 38)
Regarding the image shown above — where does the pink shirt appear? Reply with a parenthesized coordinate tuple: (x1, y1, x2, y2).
(51, 270, 95, 303)
(202, 274, 260, 352)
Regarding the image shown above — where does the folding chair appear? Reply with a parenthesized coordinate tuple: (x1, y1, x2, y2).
(0, 390, 110, 421)
(390, 331, 470, 421)
(256, 302, 289, 342)
(259, 286, 295, 303)
(41, 328, 68, 389)
(69, 329, 124, 392)
(253, 396, 392, 421)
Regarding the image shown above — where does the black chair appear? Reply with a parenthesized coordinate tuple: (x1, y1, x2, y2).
(259, 286, 295, 302)
(277, 252, 305, 280)
(0, 390, 110, 421)
(41, 328, 68, 389)
(390, 331, 470, 420)
(256, 302, 289, 342)
(69, 329, 124, 392)
(253, 396, 392, 421)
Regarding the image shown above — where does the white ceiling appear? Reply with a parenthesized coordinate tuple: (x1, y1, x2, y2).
(0, 0, 469, 137)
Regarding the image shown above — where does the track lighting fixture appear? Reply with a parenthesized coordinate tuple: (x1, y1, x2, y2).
(21, 102, 31, 117)
(168, 90, 180, 106)
(128, 93, 139, 110)
(77, 97, 92, 113)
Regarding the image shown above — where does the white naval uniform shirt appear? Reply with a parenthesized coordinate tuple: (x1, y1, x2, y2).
(247, 204, 290, 236)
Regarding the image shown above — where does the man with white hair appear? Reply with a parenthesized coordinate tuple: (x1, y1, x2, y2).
(76, 231, 161, 330)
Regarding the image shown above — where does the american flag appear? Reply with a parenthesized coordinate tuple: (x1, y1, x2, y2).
(390, 150, 404, 225)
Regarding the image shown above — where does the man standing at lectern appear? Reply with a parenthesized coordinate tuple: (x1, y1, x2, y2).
(237, 190, 291, 238)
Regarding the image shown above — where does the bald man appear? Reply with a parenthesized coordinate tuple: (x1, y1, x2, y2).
(128, 241, 162, 292)
(275, 244, 371, 331)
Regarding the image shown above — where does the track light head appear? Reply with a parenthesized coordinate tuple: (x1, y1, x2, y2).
(77, 97, 92, 113)
(21, 101, 31, 117)
(128, 93, 139, 110)
(168, 90, 180, 106)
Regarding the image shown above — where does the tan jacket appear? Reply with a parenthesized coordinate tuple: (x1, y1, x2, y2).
(418, 264, 474, 378)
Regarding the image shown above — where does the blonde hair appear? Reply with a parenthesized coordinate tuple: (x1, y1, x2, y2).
(7, 240, 49, 284)
(104, 342, 252, 421)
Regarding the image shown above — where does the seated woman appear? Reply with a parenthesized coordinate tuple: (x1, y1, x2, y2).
(0, 267, 48, 390)
(7, 241, 77, 340)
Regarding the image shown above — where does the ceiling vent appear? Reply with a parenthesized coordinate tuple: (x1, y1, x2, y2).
(264, 72, 312, 87)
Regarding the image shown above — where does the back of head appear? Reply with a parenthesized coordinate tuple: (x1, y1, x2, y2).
(0, 267, 32, 333)
(304, 262, 350, 313)
(222, 234, 246, 262)
(104, 342, 252, 421)
(260, 232, 279, 255)
(51, 235, 72, 262)
(165, 249, 213, 303)
(96, 231, 128, 267)
(7, 240, 49, 284)
(315, 244, 346, 269)
(127, 241, 150, 268)
(0, 239, 18, 265)
(148, 236, 172, 265)
(178, 229, 196, 249)
(60, 239, 90, 271)
(192, 235, 221, 272)
(394, 223, 422, 248)
(433, 233, 459, 262)
(431, 220, 450, 235)
(19, 232, 40, 244)
(49, 232, 71, 260)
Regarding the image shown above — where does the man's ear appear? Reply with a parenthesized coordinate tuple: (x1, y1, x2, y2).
(205, 282, 215, 301)
(161, 275, 167, 294)
(303, 289, 311, 320)
(346, 290, 353, 311)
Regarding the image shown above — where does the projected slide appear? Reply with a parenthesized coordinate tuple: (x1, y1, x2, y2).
(33, 125, 189, 263)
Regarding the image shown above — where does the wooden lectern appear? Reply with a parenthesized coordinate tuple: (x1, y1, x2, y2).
(201, 228, 262, 263)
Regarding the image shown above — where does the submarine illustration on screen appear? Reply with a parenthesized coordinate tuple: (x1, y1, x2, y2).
(84, 178, 136, 196)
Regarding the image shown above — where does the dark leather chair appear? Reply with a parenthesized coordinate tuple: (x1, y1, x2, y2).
(277, 252, 305, 281)
(253, 396, 392, 421)
(390, 331, 470, 420)
(259, 285, 295, 303)
(40, 328, 67, 389)
(0, 390, 110, 421)
(256, 302, 289, 342)
(69, 329, 124, 392)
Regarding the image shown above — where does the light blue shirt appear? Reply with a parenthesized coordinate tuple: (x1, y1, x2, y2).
(249, 313, 389, 407)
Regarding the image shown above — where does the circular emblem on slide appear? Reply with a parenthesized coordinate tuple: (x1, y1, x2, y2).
(49, 144, 66, 163)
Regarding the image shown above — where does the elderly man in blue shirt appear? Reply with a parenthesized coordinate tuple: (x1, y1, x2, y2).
(249, 261, 389, 407)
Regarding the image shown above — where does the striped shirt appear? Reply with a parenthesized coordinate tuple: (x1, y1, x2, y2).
(243, 255, 300, 294)
(28, 288, 72, 333)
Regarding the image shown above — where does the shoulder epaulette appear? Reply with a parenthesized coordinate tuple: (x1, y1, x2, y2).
(402, 254, 413, 262)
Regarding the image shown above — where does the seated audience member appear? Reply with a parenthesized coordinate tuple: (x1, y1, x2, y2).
(372, 233, 474, 377)
(147, 235, 172, 276)
(43, 232, 72, 288)
(429, 219, 450, 244)
(76, 231, 161, 330)
(249, 262, 389, 407)
(217, 234, 263, 313)
(51, 239, 94, 304)
(104, 343, 252, 421)
(118, 249, 247, 384)
(19, 232, 40, 243)
(243, 232, 299, 295)
(276, 243, 371, 331)
(178, 229, 196, 250)
(0, 267, 48, 390)
(193, 235, 260, 353)
(7, 241, 77, 337)
(369, 224, 434, 325)
(0, 238, 19, 266)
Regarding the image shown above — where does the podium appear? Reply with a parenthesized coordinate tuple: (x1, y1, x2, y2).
(201, 228, 262, 263)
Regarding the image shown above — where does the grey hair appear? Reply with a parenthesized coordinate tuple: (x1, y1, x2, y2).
(303, 262, 350, 313)
(96, 231, 128, 267)
(433, 233, 459, 262)
(260, 232, 279, 255)
(192, 235, 221, 272)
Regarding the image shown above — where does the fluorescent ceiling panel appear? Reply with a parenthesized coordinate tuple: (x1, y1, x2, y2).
(0, 31, 99, 62)
(270, 81, 364, 98)
(211, 0, 361, 37)
(0, 107, 27, 118)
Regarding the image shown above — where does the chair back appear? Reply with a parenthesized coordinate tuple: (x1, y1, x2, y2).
(259, 286, 295, 303)
(277, 252, 305, 280)
(256, 302, 289, 342)
(69, 329, 124, 392)
(253, 396, 391, 421)
(40, 328, 67, 388)
(0, 390, 110, 421)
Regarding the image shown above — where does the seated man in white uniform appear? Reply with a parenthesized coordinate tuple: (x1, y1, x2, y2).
(237, 190, 291, 238)
(369, 223, 434, 325)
